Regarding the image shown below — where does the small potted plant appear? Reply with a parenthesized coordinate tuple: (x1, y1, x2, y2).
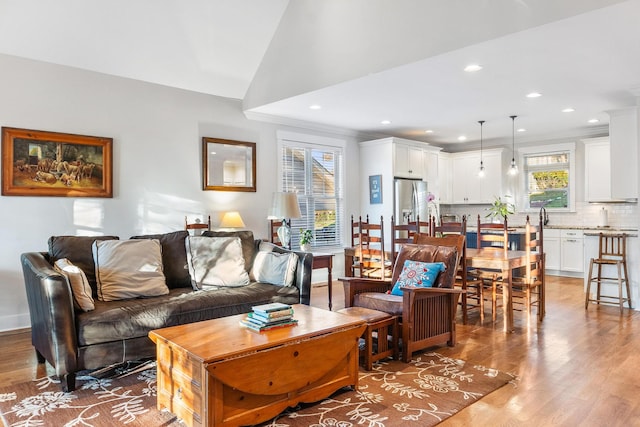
(299, 229, 313, 252)
(486, 195, 515, 222)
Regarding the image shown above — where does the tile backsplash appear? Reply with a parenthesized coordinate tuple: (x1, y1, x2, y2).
(442, 202, 638, 229)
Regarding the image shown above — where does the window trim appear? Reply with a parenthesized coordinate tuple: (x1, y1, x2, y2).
(518, 142, 576, 213)
(276, 131, 345, 251)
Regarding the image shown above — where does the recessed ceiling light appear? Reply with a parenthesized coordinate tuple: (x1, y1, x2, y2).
(458, 135, 467, 141)
(517, 128, 527, 132)
(464, 64, 483, 72)
(588, 118, 600, 123)
(526, 92, 542, 98)
(562, 108, 575, 113)
(425, 129, 434, 134)
(309, 104, 322, 110)
(381, 120, 391, 125)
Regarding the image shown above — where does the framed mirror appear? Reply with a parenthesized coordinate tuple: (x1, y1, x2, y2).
(203, 137, 256, 192)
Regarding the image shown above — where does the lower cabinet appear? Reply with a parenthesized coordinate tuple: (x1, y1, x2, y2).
(545, 229, 584, 275)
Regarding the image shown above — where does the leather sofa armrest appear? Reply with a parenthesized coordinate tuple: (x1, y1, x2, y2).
(21, 252, 79, 381)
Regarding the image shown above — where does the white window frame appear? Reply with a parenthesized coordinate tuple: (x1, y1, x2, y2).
(276, 131, 345, 251)
(517, 142, 576, 213)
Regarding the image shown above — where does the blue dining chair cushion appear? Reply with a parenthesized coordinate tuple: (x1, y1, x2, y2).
(390, 260, 446, 296)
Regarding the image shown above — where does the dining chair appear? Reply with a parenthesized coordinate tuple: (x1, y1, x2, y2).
(390, 216, 418, 261)
(473, 215, 509, 322)
(185, 216, 211, 236)
(351, 215, 391, 280)
(340, 238, 463, 362)
(511, 215, 545, 318)
(428, 215, 481, 324)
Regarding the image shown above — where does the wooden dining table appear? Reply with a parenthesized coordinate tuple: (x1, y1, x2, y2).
(465, 248, 545, 332)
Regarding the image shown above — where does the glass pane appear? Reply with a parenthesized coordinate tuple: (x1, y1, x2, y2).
(528, 169, 569, 208)
(311, 149, 335, 197)
(314, 198, 337, 246)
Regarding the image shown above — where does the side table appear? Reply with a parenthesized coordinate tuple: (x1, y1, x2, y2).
(311, 253, 334, 310)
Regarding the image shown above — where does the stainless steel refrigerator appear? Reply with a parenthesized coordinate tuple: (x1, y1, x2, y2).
(394, 178, 428, 224)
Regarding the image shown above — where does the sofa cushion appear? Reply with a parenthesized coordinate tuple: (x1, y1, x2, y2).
(391, 243, 458, 288)
(48, 235, 120, 295)
(202, 230, 255, 272)
(53, 258, 95, 311)
(250, 250, 298, 287)
(76, 282, 299, 346)
(390, 261, 446, 296)
(185, 236, 250, 289)
(93, 239, 169, 301)
(130, 230, 191, 289)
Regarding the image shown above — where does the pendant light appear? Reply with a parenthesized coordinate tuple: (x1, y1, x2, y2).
(478, 120, 485, 177)
(508, 115, 518, 175)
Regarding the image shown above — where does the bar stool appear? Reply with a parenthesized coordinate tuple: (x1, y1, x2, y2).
(585, 233, 631, 313)
(336, 306, 398, 370)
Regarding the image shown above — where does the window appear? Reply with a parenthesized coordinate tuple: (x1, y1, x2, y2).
(520, 143, 575, 211)
(277, 132, 344, 249)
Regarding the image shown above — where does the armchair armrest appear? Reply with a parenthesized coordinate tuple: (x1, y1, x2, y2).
(338, 277, 392, 307)
(21, 252, 79, 383)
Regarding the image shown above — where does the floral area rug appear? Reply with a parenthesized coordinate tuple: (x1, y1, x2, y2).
(0, 353, 516, 427)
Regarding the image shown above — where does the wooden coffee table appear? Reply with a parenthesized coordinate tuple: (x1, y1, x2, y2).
(149, 304, 366, 427)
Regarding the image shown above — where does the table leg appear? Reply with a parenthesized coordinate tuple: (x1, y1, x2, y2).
(327, 263, 333, 311)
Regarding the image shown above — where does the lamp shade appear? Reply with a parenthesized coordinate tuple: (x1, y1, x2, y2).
(267, 192, 302, 220)
(219, 211, 246, 228)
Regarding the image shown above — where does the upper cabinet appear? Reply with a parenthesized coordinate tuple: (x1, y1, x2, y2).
(583, 137, 611, 202)
(583, 108, 638, 203)
(394, 143, 424, 178)
(607, 107, 638, 201)
(450, 148, 503, 204)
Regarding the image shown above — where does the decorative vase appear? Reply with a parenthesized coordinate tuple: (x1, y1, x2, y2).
(301, 243, 311, 252)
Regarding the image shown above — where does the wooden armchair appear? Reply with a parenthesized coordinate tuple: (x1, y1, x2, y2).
(340, 240, 463, 362)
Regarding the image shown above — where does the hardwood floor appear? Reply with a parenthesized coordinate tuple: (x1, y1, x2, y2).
(3, 275, 639, 426)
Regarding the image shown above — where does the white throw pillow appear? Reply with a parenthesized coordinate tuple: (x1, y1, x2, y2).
(250, 250, 298, 287)
(185, 236, 250, 290)
(53, 258, 95, 311)
(92, 239, 169, 301)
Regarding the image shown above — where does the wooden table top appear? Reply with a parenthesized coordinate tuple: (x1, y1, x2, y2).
(149, 304, 365, 364)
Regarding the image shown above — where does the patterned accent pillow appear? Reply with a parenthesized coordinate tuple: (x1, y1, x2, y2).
(390, 260, 446, 296)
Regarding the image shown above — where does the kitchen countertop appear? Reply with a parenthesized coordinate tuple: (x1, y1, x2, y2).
(467, 225, 638, 236)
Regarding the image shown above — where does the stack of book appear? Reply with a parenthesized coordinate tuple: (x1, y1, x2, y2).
(240, 302, 298, 332)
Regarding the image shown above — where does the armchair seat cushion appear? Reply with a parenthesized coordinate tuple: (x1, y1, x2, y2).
(354, 292, 403, 317)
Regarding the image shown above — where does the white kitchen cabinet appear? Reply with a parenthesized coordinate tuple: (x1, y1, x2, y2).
(450, 148, 503, 204)
(545, 228, 584, 275)
(394, 143, 424, 179)
(437, 153, 452, 204)
(544, 229, 561, 270)
(583, 137, 611, 202)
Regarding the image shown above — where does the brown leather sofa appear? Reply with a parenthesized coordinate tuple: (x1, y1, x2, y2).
(21, 230, 312, 391)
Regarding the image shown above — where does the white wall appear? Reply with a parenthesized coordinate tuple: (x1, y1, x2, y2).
(0, 54, 361, 331)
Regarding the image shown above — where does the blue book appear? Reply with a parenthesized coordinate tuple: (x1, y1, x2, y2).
(251, 302, 292, 314)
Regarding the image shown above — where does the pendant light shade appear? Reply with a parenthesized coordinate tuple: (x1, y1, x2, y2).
(508, 115, 518, 176)
(478, 120, 485, 177)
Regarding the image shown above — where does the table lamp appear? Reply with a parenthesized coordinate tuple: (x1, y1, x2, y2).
(219, 211, 246, 229)
(267, 192, 302, 249)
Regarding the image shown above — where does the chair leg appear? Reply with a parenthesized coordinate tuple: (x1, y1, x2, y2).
(585, 259, 594, 309)
(624, 262, 632, 309)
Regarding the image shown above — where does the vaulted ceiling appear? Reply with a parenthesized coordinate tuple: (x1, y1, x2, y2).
(1, 0, 639, 149)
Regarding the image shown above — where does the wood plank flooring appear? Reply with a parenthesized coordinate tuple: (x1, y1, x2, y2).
(2, 275, 639, 426)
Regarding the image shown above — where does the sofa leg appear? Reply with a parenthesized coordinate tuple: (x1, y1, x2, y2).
(35, 349, 46, 364)
(60, 373, 76, 392)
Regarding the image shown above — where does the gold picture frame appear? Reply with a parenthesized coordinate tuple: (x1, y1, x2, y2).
(203, 137, 256, 192)
(1, 127, 113, 197)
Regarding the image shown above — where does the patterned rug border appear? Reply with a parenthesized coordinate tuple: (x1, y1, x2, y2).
(0, 352, 518, 427)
